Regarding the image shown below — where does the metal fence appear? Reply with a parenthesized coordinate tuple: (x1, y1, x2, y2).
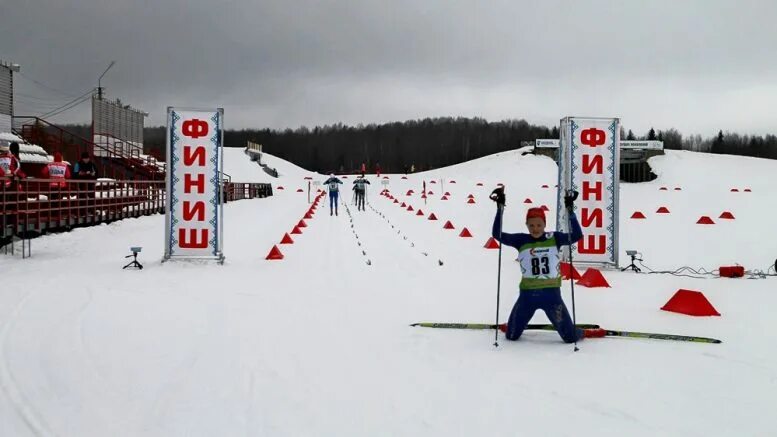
(2, 178, 273, 255)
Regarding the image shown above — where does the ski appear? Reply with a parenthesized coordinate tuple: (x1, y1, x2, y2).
(603, 329, 722, 344)
(409, 322, 600, 330)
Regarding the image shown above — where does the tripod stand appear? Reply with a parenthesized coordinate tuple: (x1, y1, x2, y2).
(621, 252, 641, 273)
(123, 250, 143, 270)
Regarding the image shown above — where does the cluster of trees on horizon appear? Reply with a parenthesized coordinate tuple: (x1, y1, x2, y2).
(59, 118, 777, 173)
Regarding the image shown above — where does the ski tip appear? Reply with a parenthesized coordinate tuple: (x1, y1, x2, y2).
(409, 323, 419, 327)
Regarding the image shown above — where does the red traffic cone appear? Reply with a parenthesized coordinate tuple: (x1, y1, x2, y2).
(659, 187, 667, 191)
(265, 245, 284, 260)
(428, 213, 438, 220)
(576, 268, 610, 288)
(277, 186, 285, 190)
(427, 191, 434, 195)
(719, 211, 735, 219)
(476, 182, 484, 186)
(296, 188, 304, 193)
(467, 198, 476, 204)
(523, 198, 532, 204)
(444, 192, 451, 196)
(674, 187, 682, 191)
(297, 219, 307, 228)
(744, 188, 752, 192)
(730, 188, 739, 192)
(656, 206, 670, 214)
(416, 209, 424, 216)
(280, 233, 294, 244)
(400, 202, 407, 207)
(407, 205, 414, 212)
(393, 199, 399, 204)
(459, 227, 473, 237)
(484, 237, 500, 249)
(450, 180, 457, 184)
(443, 220, 455, 229)
(631, 211, 647, 219)
(541, 184, 549, 188)
(291, 225, 303, 235)
(304, 211, 314, 219)
(441, 196, 449, 200)
(467, 194, 474, 199)
(406, 190, 414, 196)
(661, 289, 720, 316)
(560, 262, 582, 280)
(697, 216, 715, 224)
(401, 176, 408, 180)
(430, 180, 437, 184)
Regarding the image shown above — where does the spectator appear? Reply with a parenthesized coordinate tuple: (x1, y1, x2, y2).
(0, 142, 25, 189)
(40, 152, 71, 199)
(73, 152, 98, 199)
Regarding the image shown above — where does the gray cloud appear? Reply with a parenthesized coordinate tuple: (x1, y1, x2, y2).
(2, 0, 775, 136)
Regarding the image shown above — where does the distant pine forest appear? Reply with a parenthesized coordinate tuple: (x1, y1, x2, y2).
(60, 118, 777, 173)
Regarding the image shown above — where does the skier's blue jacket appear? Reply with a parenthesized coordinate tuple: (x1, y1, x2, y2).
(492, 208, 584, 342)
(323, 177, 343, 193)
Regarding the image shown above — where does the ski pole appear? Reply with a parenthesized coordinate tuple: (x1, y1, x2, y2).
(494, 205, 504, 348)
(566, 191, 580, 352)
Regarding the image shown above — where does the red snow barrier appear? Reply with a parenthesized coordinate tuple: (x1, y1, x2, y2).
(560, 262, 582, 280)
(280, 233, 294, 244)
(631, 211, 647, 219)
(459, 227, 473, 237)
(661, 289, 720, 316)
(291, 225, 303, 235)
(656, 206, 670, 214)
(266, 245, 284, 260)
(467, 198, 476, 204)
(304, 211, 314, 219)
(697, 216, 715, 224)
(297, 219, 307, 228)
(576, 268, 610, 288)
(428, 213, 438, 220)
(443, 220, 455, 229)
(719, 211, 735, 219)
(484, 237, 500, 249)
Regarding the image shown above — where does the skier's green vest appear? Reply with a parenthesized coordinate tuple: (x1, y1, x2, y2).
(517, 235, 562, 290)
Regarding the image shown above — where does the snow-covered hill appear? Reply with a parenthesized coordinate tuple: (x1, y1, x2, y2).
(1, 148, 775, 436)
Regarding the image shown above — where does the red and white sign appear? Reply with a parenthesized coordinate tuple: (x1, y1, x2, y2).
(164, 108, 224, 262)
(557, 117, 620, 267)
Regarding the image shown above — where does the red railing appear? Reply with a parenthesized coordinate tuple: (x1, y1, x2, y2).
(2, 178, 272, 241)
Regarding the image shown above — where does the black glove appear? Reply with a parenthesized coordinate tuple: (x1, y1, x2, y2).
(490, 187, 506, 208)
(564, 190, 579, 210)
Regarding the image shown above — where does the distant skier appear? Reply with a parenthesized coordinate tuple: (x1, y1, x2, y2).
(353, 175, 371, 211)
(489, 187, 605, 342)
(323, 173, 343, 216)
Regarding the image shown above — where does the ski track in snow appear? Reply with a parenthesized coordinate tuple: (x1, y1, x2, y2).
(0, 289, 54, 437)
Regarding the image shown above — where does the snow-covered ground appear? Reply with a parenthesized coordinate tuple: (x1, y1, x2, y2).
(1, 148, 776, 436)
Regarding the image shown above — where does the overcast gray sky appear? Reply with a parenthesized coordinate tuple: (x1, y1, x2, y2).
(2, 0, 775, 136)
